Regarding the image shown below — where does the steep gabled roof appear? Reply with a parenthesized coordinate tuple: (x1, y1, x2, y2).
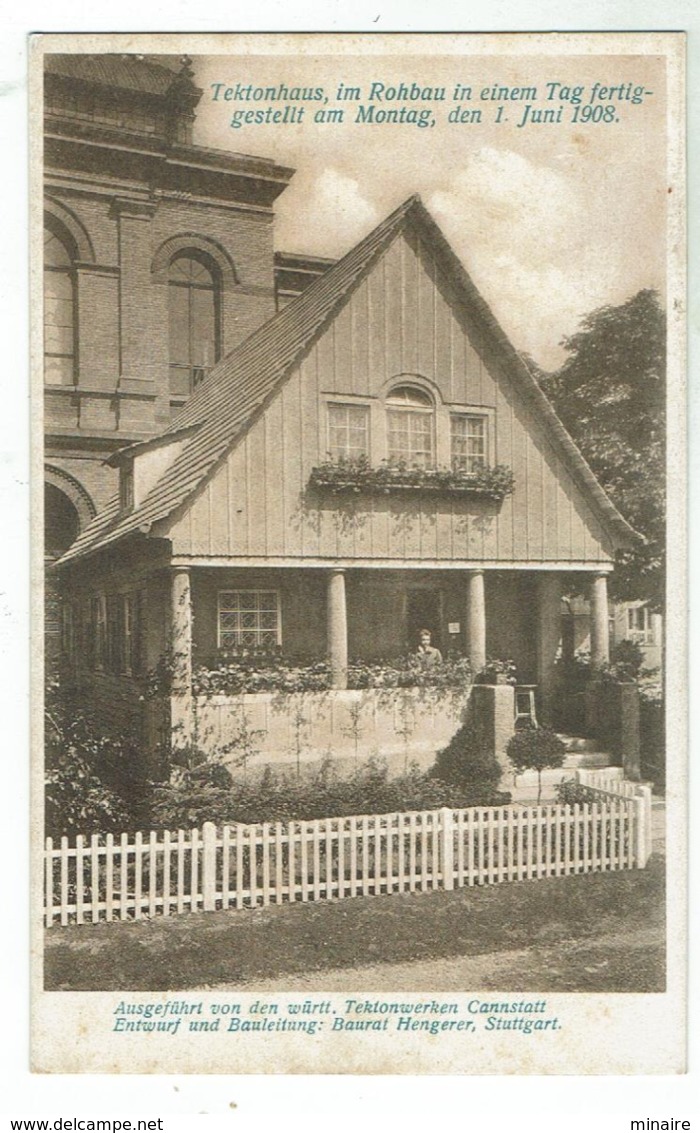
(58, 195, 639, 566)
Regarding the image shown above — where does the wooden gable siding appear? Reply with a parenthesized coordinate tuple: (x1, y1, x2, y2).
(167, 231, 615, 564)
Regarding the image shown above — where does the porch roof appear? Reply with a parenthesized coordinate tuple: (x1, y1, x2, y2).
(57, 196, 641, 568)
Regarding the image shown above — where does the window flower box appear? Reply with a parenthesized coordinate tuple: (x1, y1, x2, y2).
(308, 457, 515, 501)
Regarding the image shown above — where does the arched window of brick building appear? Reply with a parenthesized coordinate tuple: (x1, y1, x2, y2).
(44, 223, 76, 386)
(168, 252, 220, 399)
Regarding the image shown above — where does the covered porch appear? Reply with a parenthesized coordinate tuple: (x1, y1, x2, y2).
(166, 562, 613, 775)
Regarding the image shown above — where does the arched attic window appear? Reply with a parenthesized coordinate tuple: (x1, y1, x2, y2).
(386, 384, 435, 468)
(44, 222, 76, 386)
(168, 252, 220, 399)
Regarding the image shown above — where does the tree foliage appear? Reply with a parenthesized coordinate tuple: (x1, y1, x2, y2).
(540, 290, 665, 604)
(506, 727, 566, 804)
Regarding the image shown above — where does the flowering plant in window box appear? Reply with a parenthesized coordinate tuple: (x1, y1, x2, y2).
(308, 455, 515, 501)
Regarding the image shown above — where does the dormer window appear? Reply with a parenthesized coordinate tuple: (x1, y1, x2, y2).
(120, 464, 134, 511)
(386, 385, 435, 468)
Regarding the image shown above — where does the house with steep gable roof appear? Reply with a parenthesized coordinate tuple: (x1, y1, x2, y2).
(55, 195, 639, 775)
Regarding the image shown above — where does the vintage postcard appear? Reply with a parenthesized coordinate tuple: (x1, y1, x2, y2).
(31, 30, 686, 1075)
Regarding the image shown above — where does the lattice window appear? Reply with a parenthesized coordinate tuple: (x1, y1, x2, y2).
(327, 403, 370, 459)
(451, 414, 488, 473)
(218, 590, 281, 649)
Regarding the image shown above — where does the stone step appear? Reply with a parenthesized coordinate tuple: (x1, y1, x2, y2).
(507, 764, 620, 803)
(563, 751, 613, 769)
(556, 733, 601, 753)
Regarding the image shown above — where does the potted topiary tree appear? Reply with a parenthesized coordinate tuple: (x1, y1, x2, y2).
(506, 726, 566, 804)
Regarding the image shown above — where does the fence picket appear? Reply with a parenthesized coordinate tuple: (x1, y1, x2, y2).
(361, 816, 370, 896)
(429, 811, 438, 890)
(559, 806, 568, 874)
(275, 822, 284, 904)
(477, 808, 485, 883)
(89, 834, 100, 922)
(190, 828, 199, 911)
(148, 830, 158, 917)
(311, 822, 321, 901)
(456, 810, 465, 887)
(45, 838, 54, 928)
(590, 802, 598, 872)
(261, 822, 271, 907)
(248, 826, 258, 908)
(496, 807, 505, 882)
(534, 808, 543, 880)
(349, 817, 358, 899)
(176, 830, 185, 914)
(528, 809, 537, 879)
(581, 803, 590, 873)
(408, 813, 417, 892)
(420, 811, 429, 891)
(119, 833, 129, 920)
(397, 813, 405, 892)
(573, 804, 581, 874)
(161, 829, 170, 916)
(75, 835, 85, 925)
(337, 819, 345, 899)
(59, 836, 69, 926)
(374, 814, 382, 895)
(133, 831, 143, 919)
(288, 821, 297, 903)
(221, 826, 230, 909)
(386, 815, 394, 893)
(300, 821, 309, 902)
(601, 803, 609, 871)
(45, 776, 651, 927)
(235, 825, 244, 909)
(466, 808, 475, 885)
(325, 818, 334, 900)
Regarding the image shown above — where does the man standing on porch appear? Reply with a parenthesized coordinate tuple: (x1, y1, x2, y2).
(415, 628, 443, 666)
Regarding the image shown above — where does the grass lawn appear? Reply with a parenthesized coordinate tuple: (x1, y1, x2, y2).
(44, 853, 665, 994)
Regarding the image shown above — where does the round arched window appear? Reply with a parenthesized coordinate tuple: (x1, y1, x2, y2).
(44, 224, 76, 386)
(386, 385, 435, 468)
(168, 253, 220, 398)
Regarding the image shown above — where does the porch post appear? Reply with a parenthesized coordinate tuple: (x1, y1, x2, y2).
(536, 573, 563, 725)
(590, 571, 610, 667)
(327, 568, 348, 690)
(171, 566, 193, 747)
(466, 569, 486, 676)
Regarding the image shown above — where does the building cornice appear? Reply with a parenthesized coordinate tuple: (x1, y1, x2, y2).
(44, 119, 294, 207)
(167, 555, 615, 573)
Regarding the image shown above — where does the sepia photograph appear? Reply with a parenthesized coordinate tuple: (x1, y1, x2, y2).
(32, 31, 685, 1075)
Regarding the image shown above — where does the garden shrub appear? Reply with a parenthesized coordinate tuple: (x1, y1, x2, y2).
(640, 688, 665, 793)
(554, 778, 600, 806)
(430, 724, 507, 805)
(148, 754, 510, 831)
(45, 672, 147, 837)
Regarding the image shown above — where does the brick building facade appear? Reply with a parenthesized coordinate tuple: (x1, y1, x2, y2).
(44, 54, 328, 562)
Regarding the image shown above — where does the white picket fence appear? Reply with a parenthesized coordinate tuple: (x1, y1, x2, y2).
(44, 773, 653, 928)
